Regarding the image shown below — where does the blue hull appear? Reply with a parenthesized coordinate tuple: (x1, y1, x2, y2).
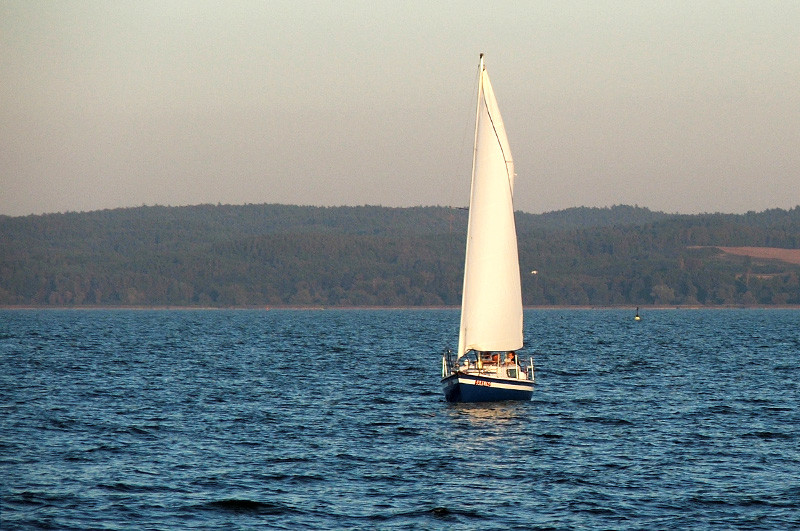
(441, 373, 533, 403)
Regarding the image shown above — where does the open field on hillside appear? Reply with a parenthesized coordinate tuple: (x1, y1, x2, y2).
(714, 246, 800, 265)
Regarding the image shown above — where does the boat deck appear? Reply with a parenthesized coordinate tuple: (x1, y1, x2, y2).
(453, 363, 531, 381)
(444, 351, 534, 383)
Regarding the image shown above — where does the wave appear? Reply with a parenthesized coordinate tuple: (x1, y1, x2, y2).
(199, 499, 302, 515)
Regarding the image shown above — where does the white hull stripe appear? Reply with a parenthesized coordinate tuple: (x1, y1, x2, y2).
(449, 375, 533, 392)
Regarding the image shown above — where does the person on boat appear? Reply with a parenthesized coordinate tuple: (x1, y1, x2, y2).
(504, 351, 516, 365)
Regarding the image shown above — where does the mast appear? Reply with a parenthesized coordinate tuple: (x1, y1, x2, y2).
(457, 54, 485, 359)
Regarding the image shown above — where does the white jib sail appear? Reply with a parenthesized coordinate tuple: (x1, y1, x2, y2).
(457, 56, 523, 358)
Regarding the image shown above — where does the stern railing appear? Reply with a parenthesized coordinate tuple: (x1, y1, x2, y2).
(442, 348, 455, 378)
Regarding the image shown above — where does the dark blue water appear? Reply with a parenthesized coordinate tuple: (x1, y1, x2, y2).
(1, 309, 799, 530)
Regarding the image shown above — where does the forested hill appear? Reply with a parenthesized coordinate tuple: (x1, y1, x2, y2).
(2, 204, 799, 307)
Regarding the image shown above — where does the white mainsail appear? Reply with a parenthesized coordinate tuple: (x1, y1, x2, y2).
(457, 55, 523, 358)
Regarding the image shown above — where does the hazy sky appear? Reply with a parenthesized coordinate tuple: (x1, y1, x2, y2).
(2, 1, 799, 216)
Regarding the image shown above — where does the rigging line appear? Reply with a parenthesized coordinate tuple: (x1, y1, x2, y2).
(451, 59, 482, 210)
(481, 88, 515, 199)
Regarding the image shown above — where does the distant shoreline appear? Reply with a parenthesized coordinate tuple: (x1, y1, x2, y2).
(3, 305, 800, 311)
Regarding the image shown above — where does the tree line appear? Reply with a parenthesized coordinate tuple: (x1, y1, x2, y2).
(2, 204, 799, 307)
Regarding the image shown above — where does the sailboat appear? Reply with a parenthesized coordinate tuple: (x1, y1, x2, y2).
(441, 54, 534, 402)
